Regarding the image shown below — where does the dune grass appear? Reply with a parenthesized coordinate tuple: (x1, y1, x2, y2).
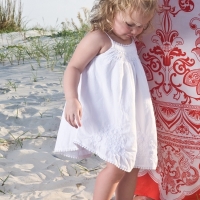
(0, 7, 90, 68)
(0, 0, 23, 33)
(0, 1, 90, 69)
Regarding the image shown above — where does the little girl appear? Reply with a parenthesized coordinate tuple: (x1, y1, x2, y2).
(54, 0, 158, 199)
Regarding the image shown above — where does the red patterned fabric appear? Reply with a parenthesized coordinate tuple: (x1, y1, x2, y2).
(135, 0, 200, 199)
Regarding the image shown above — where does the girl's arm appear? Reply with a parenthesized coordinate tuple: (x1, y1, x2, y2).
(64, 30, 106, 128)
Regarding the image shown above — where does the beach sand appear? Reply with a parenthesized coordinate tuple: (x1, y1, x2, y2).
(0, 30, 105, 200)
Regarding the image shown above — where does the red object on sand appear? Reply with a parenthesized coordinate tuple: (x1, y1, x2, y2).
(135, 0, 200, 199)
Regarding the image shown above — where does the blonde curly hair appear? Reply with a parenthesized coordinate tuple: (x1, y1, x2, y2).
(90, 0, 158, 33)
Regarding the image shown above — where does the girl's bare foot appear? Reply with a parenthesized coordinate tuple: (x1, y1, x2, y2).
(133, 196, 153, 200)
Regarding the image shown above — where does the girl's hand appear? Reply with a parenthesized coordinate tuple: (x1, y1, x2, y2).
(65, 98, 82, 128)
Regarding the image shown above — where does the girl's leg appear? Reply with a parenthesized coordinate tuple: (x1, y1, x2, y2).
(115, 168, 139, 200)
(93, 163, 125, 200)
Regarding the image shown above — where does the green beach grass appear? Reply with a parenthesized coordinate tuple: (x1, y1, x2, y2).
(0, 0, 90, 68)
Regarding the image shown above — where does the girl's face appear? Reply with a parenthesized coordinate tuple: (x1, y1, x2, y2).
(112, 9, 153, 41)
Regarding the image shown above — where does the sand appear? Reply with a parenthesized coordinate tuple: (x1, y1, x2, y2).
(0, 30, 105, 200)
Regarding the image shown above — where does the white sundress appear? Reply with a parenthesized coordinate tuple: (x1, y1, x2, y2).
(54, 34, 158, 172)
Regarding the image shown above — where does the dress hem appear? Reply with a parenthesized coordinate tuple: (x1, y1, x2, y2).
(53, 141, 157, 172)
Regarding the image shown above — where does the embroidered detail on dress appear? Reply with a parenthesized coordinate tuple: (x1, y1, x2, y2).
(113, 43, 138, 62)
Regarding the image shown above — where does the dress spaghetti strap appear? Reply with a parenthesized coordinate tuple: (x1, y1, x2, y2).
(104, 32, 114, 45)
(104, 32, 134, 47)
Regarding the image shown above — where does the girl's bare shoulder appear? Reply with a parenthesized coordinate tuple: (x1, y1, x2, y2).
(83, 30, 112, 54)
(85, 30, 109, 42)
